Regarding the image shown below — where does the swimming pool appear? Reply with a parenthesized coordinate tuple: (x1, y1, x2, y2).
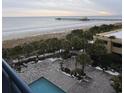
(29, 77, 66, 93)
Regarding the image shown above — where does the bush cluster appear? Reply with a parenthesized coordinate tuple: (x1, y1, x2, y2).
(111, 75, 122, 93)
(91, 53, 122, 72)
(62, 67, 85, 80)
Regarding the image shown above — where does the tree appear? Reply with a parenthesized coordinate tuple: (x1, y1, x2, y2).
(45, 38, 61, 52)
(66, 29, 89, 51)
(69, 36, 85, 50)
(30, 41, 40, 50)
(109, 36, 116, 39)
(66, 29, 83, 40)
(99, 53, 122, 71)
(2, 48, 10, 59)
(88, 25, 100, 35)
(8, 46, 23, 58)
(60, 39, 71, 52)
(22, 43, 34, 56)
(83, 31, 93, 40)
(38, 40, 48, 54)
(81, 37, 88, 52)
(111, 75, 122, 93)
(60, 60, 64, 70)
(76, 53, 92, 76)
(87, 39, 107, 56)
(87, 39, 107, 67)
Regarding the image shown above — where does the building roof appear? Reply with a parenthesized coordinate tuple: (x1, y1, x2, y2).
(104, 31, 122, 39)
(97, 29, 122, 39)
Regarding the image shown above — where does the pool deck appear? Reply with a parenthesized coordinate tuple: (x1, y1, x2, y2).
(18, 58, 115, 93)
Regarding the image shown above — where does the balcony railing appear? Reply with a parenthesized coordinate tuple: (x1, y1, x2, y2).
(2, 59, 33, 93)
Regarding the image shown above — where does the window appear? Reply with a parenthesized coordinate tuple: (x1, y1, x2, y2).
(112, 43, 122, 48)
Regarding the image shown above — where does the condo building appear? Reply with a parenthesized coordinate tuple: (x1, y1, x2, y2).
(93, 30, 122, 55)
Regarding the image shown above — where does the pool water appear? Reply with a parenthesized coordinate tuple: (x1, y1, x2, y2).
(29, 77, 66, 93)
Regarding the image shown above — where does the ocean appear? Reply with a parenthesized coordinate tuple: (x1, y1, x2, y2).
(2, 16, 121, 41)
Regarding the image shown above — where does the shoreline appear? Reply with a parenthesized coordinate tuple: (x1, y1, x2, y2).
(3, 21, 121, 41)
(2, 31, 70, 48)
(2, 26, 90, 48)
(2, 22, 121, 48)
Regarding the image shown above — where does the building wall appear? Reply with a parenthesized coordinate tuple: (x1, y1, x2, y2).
(93, 35, 122, 54)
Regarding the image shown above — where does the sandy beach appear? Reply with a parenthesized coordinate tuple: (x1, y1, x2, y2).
(2, 24, 90, 48)
(2, 21, 121, 48)
(2, 32, 69, 48)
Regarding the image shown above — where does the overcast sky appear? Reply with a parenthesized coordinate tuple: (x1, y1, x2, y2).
(2, 0, 122, 16)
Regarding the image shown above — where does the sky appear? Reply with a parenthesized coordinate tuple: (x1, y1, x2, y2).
(2, 0, 122, 17)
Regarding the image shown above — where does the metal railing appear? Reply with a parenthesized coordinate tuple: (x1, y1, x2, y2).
(2, 59, 33, 93)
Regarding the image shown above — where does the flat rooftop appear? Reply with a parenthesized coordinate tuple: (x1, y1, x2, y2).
(98, 29, 122, 39)
(104, 31, 122, 39)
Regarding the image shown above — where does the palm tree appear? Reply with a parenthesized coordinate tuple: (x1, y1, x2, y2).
(81, 37, 88, 52)
(60, 61, 64, 70)
(76, 53, 92, 76)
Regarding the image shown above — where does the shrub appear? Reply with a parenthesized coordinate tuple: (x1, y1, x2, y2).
(61, 67, 65, 71)
(76, 75, 82, 80)
(63, 68, 71, 74)
(91, 53, 122, 72)
(75, 68, 82, 76)
(60, 51, 71, 59)
(71, 70, 77, 76)
(111, 75, 122, 93)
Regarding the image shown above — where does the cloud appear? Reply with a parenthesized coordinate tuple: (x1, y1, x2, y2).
(98, 11, 111, 16)
(2, 0, 122, 16)
(3, 9, 77, 16)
